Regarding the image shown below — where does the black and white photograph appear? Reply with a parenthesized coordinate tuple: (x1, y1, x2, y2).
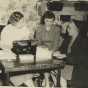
(0, 0, 88, 88)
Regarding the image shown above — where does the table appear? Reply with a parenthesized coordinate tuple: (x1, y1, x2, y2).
(2, 59, 64, 87)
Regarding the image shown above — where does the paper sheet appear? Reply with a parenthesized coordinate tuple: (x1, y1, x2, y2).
(0, 50, 16, 61)
(36, 46, 52, 63)
(53, 51, 67, 59)
(19, 54, 34, 63)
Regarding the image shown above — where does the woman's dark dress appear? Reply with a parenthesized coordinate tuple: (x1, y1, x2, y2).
(59, 25, 88, 88)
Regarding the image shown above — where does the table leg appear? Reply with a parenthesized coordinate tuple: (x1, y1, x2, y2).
(44, 72, 50, 87)
(0, 62, 9, 86)
(56, 69, 61, 87)
(2, 72, 10, 86)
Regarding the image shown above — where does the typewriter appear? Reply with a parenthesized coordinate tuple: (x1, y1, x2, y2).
(11, 40, 36, 55)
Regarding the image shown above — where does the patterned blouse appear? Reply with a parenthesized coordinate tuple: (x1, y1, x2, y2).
(35, 24, 61, 51)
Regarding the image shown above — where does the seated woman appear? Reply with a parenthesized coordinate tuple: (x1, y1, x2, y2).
(0, 11, 31, 51)
(0, 11, 33, 86)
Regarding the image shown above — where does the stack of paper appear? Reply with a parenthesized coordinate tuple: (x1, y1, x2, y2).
(36, 46, 53, 63)
(19, 54, 34, 64)
(0, 50, 16, 61)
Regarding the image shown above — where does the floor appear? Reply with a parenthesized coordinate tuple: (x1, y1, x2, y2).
(0, 61, 74, 87)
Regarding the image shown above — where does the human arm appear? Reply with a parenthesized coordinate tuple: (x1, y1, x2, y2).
(58, 36, 64, 48)
(67, 29, 79, 54)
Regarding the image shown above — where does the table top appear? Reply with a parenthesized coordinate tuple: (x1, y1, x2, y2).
(2, 59, 64, 73)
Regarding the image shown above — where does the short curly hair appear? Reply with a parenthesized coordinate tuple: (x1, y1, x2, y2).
(40, 11, 55, 24)
(8, 11, 24, 24)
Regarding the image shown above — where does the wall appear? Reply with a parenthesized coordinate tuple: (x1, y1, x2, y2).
(0, 0, 39, 25)
(0, 0, 88, 25)
(54, 6, 87, 21)
(39, 1, 88, 21)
